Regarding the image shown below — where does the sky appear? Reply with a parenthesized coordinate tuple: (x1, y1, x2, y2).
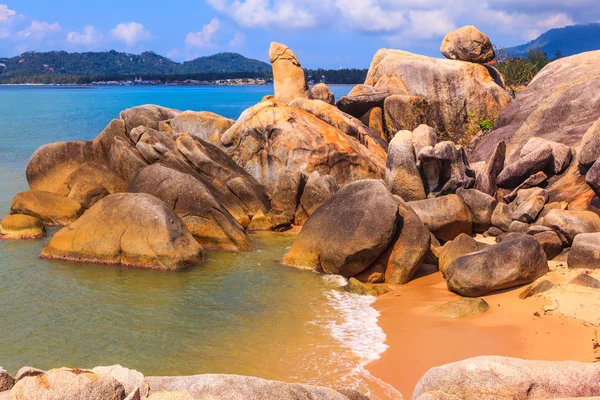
(0, 0, 598, 68)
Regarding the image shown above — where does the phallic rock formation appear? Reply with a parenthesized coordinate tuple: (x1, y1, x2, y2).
(440, 25, 495, 63)
(269, 42, 311, 104)
(41, 193, 205, 270)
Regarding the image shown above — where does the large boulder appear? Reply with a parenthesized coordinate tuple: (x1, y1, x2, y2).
(409, 195, 473, 241)
(496, 145, 553, 188)
(520, 137, 572, 175)
(10, 191, 83, 226)
(41, 193, 204, 270)
(310, 83, 335, 104)
(283, 180, 398, 276)
(0, 215, 45, 240)
(163, 111, 234, 148)
(440, 25, 495, 63)
(8, 368, 126, 400)
(269, 42, 311, 104)
(359, 107, 386, 141)
(579, 117, 600, 167)
(417, 142, 475, 196)
(445, 235, 549, 297)
(270, 167, 306, 213)
(537, 209, 600, 245)
(413, 356, 600, 400)
(365, 49, 510, 139)
(220, 100, 385, 191)
(386, 131, 426, 201)
(568, 233, 600, 269)
(127, 165, 251, 251)
(145, 374, 356, 400)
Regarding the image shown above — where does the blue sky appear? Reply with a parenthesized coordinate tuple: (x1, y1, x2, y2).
(0, 0, 598, 68)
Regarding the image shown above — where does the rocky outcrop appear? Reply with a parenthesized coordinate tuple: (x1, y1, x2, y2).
(409, 195, 473, 241)
(386, 131, 426, 201)
(496, 145, 553, 188)
(10, 191, 83, 226)
(220, 100, 385, 190)
(471, 51, 600, 207)
(364, 49, 510, 139)
(41, 193, 204, 270)
(416, 142, 475, 196)
(520, 137, 572, 175)
(56, 162, 127, 208)
(0, 215, 45, 240)
(269, 42, 311, 104)
(568, 233, 600, 269)
(127, 165, 251, 251)
(446, 235, 549, 297)
(440, 26, 495, 63)
(310, 83, 335, 104)
(163, 111, 234, 148)
(145, 374, 360, 400)
(283, 180, 398, 276)
(413, 356, 600, 400)
(8, 367, 126, 400)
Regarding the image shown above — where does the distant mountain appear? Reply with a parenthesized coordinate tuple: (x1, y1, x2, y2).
(0, 50, 271, 77)
(505, 23, 600, 58)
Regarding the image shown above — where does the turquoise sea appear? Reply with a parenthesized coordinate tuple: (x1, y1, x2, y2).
(0, 85, 401, 399)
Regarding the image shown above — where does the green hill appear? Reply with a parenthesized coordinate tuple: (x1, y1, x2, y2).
(0, 50, 270, 78)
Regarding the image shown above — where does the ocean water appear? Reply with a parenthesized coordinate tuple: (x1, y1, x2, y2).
(0, 85, 401, 399)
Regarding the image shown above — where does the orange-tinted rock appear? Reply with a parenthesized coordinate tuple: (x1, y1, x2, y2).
(269, 42, 311, 104)
(10, 191, 83, 226)
(0, 214, 45, 240)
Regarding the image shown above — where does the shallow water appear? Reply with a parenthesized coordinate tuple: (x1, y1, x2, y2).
(0, 85, 401, 398)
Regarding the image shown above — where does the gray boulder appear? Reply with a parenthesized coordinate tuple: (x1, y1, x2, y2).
(440, 25, 495, 63)
(283, 180, 398, 276)
(533, 230, 563, 260)
(520, 137, 572, 174)
(474, 141, 505, 196)
(490, 202, 512, 231)
(446, 235, 549, 297)
(298, 172, 339, 218)
(438, 233, 488, 277)
(310, 83, 335, 104)
(508, 188, 548, 223)
(579, 117, 600, 167)
(271, 167, 306, 213)
(585, 158, 600, 197)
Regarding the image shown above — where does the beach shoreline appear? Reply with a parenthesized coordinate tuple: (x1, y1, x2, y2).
(366, 264, 600, 399)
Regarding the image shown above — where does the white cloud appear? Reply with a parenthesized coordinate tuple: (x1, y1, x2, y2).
(66, 25, 103, 45)
(185, 18, 220, 48)
(0, 4, 16, 22)
(229, 32, 245, 48)
(110, 22, 152, 46)
(17, 20, 61, 38)
(207, 0, 581, 44)
(207, 0, 320, 30)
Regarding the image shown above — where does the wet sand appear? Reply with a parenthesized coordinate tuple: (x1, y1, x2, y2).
(366, 265, 600, 399)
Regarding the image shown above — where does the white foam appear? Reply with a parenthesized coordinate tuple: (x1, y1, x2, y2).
(318, 278, 404, 399)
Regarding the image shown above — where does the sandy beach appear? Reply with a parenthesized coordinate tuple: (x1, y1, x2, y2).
(367, 263, 600, 399)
